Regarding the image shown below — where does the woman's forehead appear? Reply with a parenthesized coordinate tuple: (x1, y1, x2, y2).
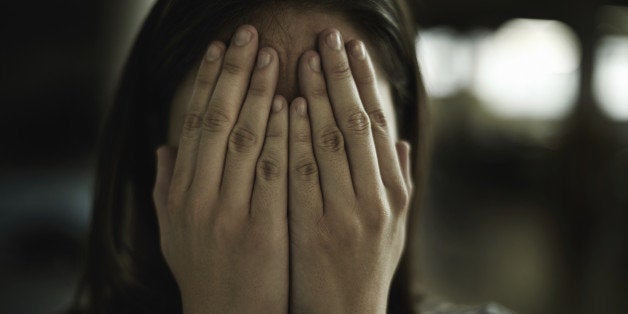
(168, 9, 397, 146)
(252, 9, 368, 99)
(181, 9, 376, 100)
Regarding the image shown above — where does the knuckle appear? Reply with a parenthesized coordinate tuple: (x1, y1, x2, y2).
(390, 184, 411, 211)
(247, 81, 271, 97)
(181, 113, 203, 138)
(294, 158, 318, 180)
(202, 107, 231, 133)
(209, 212, 249, 244)
(316, 126, 344, 152)
(185, 202, 205, 225)
(247, 223, 285, 251)
(345, 110, 370, 134)
(354, 70, 376, 86)
(257, 158, 281, 181)
(334, 218, 363, 244)
(294, 129, 311, 143)
(195, 73, 214, 87)
(309, 86, 329, 99)
(266, 128, 285, 139)
(244, 225, 268, 249)
(221, 59, 245, 76)
(210, 217, 235, 244)
(229, 125, 258, 153)
(329, 60, 353, 80)
(364, 201, 392, 232)
(368, 109, 388, 132)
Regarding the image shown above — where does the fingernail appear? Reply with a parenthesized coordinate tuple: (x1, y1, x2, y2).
(308, 54, 321, 72)
(296, 99, 307, 116)
(326, 31, 342, 51)
(272, 97, 284, 113)
(234, 28, 252, 46)
(257, 50, 272, 69)
(206, 43, 221, 62)
(404, 141, 412, 152)
(352, 41, 366, 60)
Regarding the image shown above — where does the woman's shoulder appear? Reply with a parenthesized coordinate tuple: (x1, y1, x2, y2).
(417, 296, 515, 314)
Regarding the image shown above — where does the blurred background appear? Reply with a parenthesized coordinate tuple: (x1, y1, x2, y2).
(1, 0, 626, 313)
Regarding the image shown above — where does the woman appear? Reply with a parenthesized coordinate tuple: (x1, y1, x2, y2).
(73, 0, 429, 312)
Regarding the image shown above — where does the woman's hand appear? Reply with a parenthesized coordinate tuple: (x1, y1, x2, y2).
(153, 25, 289, 314)
(288, 29, 414, 313)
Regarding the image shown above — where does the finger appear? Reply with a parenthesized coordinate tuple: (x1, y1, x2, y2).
(289, 97, 324, 223)
(220, 47, 280, 209)
(347, 39, 405, 192)
(396, 141, 414, 194)
(170, 41, 225, 196)
(251, 95, 288, 222)
(192, 25, 259, 197)
(154, 146, 177, 231)
(298, 51, 355, 210)
(318, 29, 382, 200)
(395, 141, 413, 213)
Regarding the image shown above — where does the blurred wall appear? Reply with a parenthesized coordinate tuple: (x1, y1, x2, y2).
(0, 1, 153, 313)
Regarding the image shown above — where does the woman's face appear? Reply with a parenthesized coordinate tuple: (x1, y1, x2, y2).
(167, 9, 398, 146)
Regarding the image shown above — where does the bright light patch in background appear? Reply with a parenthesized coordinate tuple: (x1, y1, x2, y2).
(473, 19, 581, 119)
(594, 36, 628, 121)
(417, 28, 475, 98)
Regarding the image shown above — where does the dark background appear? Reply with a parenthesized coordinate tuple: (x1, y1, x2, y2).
(1, 1, 626, 313)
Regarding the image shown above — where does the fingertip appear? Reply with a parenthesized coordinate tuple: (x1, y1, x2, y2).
(395, 141, 404, 157)
(401, 140, 411, 153)
(309, 53, 322, 73)
(299, 50, 321, 73)
(206, 41, 226, 62)
(272, 95, 286, 113)
(257, 46, 279, 69)
(239, 24, 259, 36)
(319, 28, 342, 51)
(266, 95, 288, 139)
(232, 24, 259, 46)
(214, 40, 227, 50)
(291, 97, 308, 117)
(347, 39, 366, 61)
(395, 141, 409, 169)
(320, 27, 341, 38)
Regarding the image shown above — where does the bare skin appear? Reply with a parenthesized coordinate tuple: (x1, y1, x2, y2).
(153, 11, 413, 314)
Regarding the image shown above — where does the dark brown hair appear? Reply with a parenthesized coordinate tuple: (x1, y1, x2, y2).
(73, 0, 428, 313)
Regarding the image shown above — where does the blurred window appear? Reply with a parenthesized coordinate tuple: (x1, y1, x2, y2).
(473, 19, 581, 120)
(417, 19, 582, 120)
(594, 6, 628, 121)
(416, 27, 476, 98)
